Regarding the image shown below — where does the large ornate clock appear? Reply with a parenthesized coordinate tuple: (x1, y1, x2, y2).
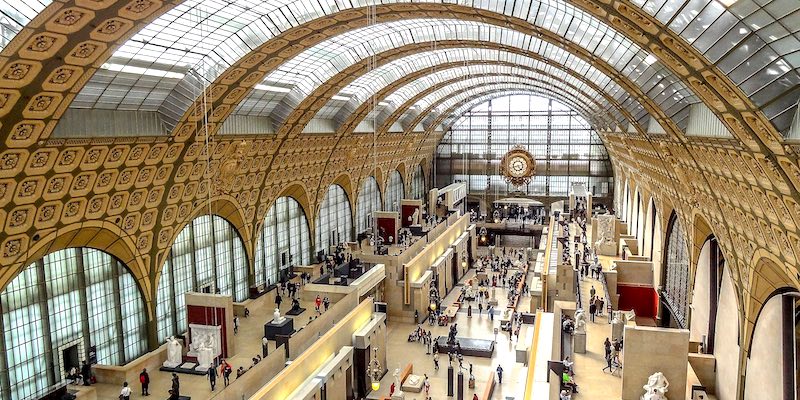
(500, 145, 536, 187)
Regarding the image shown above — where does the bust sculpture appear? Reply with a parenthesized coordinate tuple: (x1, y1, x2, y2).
(641, 372, 669, 400)
(272, 307, 285, 324)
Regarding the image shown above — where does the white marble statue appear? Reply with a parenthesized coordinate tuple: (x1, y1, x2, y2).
(411, 208, 420, 225)
(393, 367, 404, 395)
(163, 336, 182, 368)
(196, 345, 214, 371)
(187, 324, 222, 372)
(641, 372, 669, 400)
(272, 307, 285, 324)
(574, 310, 587, 333)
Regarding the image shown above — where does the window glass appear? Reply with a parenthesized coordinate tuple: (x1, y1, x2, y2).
(0, 248, 146, 399)
(436, 94, 613, 197)
(315, 185, 353, 255)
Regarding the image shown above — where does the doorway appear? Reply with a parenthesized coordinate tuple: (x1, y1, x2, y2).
(62, 344, 80, 375)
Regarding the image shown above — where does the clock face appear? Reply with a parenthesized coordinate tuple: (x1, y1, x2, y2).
(500, 146, 535, 187)
(509, 156, 528, 177)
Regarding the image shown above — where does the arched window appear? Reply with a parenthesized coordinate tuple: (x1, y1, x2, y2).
(315, 184, 353, 255)
(156, 215, 248, 341)
(410, 165, 425, 200)
(662, 212, 690, 328)
(0, 248, 147, 400)
(384, 170, 404, 211)
(256, 196, 311, 287)
(356, 177, 381, 234)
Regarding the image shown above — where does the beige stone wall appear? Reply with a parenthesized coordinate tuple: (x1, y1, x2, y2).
(621, 326, 689, 400)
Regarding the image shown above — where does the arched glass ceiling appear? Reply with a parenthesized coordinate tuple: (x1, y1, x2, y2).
(370, 66, 618, 130)
(339, 61, 627, 132)
(237, 19, 688, 125)
(69, 1, 696, 132)
(440, 90, 568, 131)
(629, 0, 800, 130)
(3, 0, 798, 130)
(318, 48, 648, 127)
(409, 82, 608, 132)
(421, 77, 603, 122)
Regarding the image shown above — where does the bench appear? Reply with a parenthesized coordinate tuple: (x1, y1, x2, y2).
(481, 371, 495, 400)
(400, 363, 413, 384)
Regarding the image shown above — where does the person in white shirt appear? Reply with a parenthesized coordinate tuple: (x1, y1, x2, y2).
(120, 381, 132, 400)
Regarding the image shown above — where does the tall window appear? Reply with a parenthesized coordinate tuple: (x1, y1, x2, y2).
(410, 165, 425, 200)
(435, 95, 613, 197)
(255, 197, 311, 288)
(0, 248, 146, 400)
(664, 213, 690, 328)
(156, 215, 248, 342)
(356, 177, 382, 234)
(384, 170, 404, 211)
(315, 185, 353, 255)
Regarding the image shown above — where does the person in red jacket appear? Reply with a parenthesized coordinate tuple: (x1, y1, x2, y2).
(139, 368, 150, 396)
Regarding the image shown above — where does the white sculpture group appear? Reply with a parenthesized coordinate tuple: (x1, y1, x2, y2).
(188, 324, 222, 372)
(641, 372, 669, 400)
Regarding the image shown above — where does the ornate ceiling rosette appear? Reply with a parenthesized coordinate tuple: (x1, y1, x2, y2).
(500, 145, 536, 187)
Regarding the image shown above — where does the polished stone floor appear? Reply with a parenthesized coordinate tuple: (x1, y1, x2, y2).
(369, 258, 535, 400)
(86, 290, 318, 400)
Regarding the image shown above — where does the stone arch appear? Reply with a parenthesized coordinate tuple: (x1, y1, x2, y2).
(330, 172, 356, 213)
(154, 195, 251, 285)
(271, 182, 314, 235)
(745, 252, 799, 352)
(0, 220, 150, 309)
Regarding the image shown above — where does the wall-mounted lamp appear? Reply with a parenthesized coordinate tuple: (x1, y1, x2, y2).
(367, 347, 382, 391)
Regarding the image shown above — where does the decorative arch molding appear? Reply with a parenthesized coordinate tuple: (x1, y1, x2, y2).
(314, 173, 356, 223)
(394, 162, 407, 188)
(154, 195, 252, 282)
(0, 1, 788, 157)
(0, 220, 149, 305)
(269, 182, 314, 235)
(744, 252, 800, 352)
(357, 167, 385, 198)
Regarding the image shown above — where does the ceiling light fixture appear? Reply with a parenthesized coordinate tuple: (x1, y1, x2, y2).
(102, 63, 185, 79)
(254, 84, 291, 93)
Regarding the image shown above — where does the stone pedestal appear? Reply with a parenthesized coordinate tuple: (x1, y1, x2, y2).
(391, 392, 406, 400)
(264, 318, 294, 340)
(573, 331, 586, 354)
(621, 326, 689, 400)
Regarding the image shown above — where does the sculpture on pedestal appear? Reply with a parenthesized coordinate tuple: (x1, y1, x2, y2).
(187, 324, 222, 372)
(641, 372, 669, 400)
(411, 208, 420, 225)
(392, 367, 405, 397)
(163, 336, 183, 368)
(272, 307, 285, 324)
(574, 310, 586, 333)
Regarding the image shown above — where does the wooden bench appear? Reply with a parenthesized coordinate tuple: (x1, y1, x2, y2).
(400, 363, 413, 384)
(482, 371, 496, 400)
